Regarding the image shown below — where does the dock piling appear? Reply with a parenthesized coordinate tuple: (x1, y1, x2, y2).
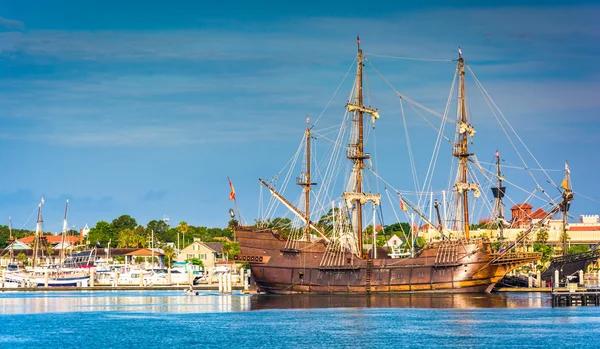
(218, 273, 223, 293)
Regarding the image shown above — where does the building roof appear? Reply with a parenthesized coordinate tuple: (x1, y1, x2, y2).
(124, 248, 164, 257)
(418, 224, 432, 231)
(530, 208, 548, 219)
(204, 242, 224, 253)
(568, 226, 600, 231)
(511, 203, 533, 210)
(19, 235, 82, 245)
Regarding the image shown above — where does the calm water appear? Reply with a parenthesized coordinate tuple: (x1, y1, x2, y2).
(0, 291, 597, 348)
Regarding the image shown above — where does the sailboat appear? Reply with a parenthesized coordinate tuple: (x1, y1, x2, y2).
(233, 39, 571, 294)
(4, 199, 91, 287)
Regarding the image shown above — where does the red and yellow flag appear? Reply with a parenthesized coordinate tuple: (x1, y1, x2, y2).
(228, 177, 236, 200)
(399, 195, 407, 211)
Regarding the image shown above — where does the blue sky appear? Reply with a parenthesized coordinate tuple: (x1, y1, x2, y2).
(0, 0, 598, 233)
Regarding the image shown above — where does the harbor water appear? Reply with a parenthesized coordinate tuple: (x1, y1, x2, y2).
(0, 291, 598, 348)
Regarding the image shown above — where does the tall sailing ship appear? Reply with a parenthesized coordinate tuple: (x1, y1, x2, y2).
(234, 39, 573, 294)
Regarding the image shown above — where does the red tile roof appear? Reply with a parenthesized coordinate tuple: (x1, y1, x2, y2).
(568, 226, 600, 231)
(530, 208, 547, 219)
(511, 203, 532, 210)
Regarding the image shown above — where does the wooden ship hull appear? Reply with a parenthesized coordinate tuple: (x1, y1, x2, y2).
(235, 226, 541, 294)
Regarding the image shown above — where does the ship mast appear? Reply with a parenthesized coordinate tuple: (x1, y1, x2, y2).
(297, 116, 316, 241)
(453, 47, 478, 240)
(344, 36, 380, 256)
(8, 217, 14, 261)
(32, 199, 44, 268)
(560, 161, 573, 262)
(491, 150, 506, 241)
(59, 200, 69, 265)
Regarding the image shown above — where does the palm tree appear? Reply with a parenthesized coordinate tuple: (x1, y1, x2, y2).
(118, 228, 134, 248)
(162, 245, 176, 267)
(178, 221, 189, 248)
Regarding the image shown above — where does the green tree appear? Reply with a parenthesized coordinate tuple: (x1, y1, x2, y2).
(186, 257, 204, 268)
(117, 228, 135, 248)
(179, 221, 190, 247)
(111, 215, 138, 233)
(568, 244, 590, 255)
(162, 245, 176, 267)
(17, 252, 27, 265)
(536, 229, 549, 244)
(533, 242, 554, 264)
(88, 221, 113, 247)
(133, 225, 148, 248)
(222, 242, 241, 260)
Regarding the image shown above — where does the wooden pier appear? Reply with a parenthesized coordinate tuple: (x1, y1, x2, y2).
(552, 287, 600, 307)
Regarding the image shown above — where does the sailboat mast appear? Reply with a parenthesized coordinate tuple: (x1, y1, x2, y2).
(453, 48, 476, 240)
(32, 201, 44, 268)
(8, 217, 14, 261)
(59, 200, 69, 264)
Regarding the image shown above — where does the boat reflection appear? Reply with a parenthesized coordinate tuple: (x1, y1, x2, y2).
(0, 291, 252, 314)
(250, 292, 550, 310)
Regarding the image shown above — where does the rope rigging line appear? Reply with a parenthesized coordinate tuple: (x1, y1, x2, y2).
(469, 157, 558, 218)
(574, 191, 600, 206)
(364, 52, 454, 62)
(364, 57, 453, 122)
(18, 204, 39, 231)
(313, 57, 357, 127)
(399, 98, 421, 196)
(417, 64, 458, 210)
(478, 161, 562, 172)
(466, 64, 558, 204)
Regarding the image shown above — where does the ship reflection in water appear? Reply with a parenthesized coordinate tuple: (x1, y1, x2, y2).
(250, 292, 549, 310)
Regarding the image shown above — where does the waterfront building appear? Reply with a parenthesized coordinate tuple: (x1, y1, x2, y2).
(175, 238, 225, 269)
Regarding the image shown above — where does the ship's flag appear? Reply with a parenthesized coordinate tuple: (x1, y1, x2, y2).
(357, 36, 360, 45)
(399, 195, 407, 211)
(40, 197, 45, 205)
(561, 161, 570, 190)
(228, 177, 236, 200)
(458, 46, 463, 56)
(494, 149, 499, 158)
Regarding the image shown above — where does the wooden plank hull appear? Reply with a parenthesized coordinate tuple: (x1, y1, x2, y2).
(235, 226, 541, 294)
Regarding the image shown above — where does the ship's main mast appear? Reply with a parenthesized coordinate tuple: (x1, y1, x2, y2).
(344, 37, 380, 256)
(453, 48, 478, 240)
